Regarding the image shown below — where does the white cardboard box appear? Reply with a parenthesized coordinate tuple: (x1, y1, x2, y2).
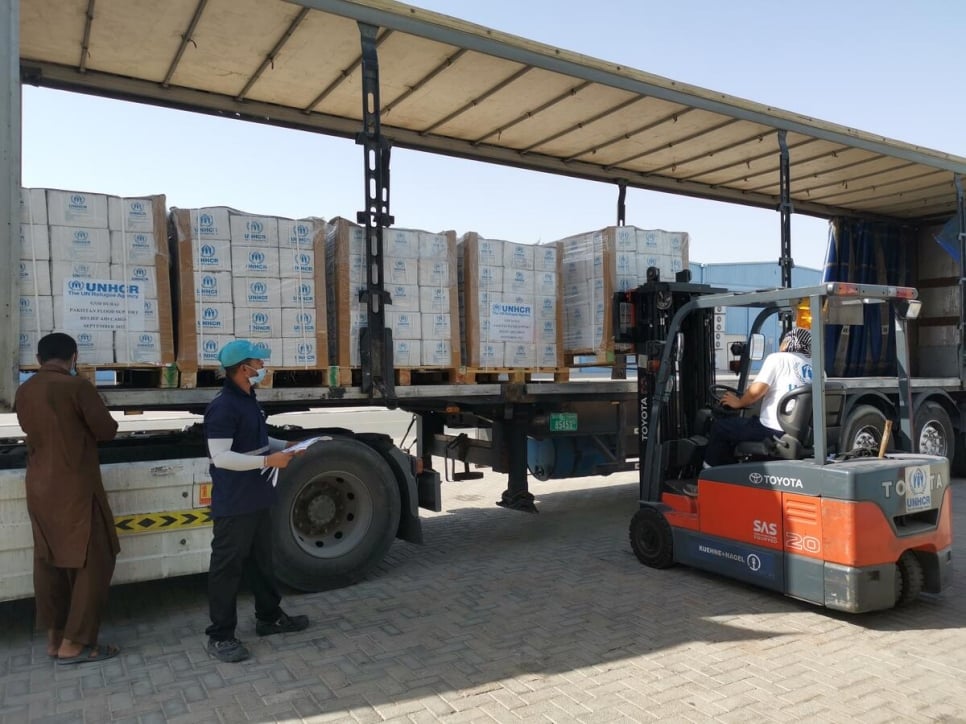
(20, 189, 47, 225)
(348, 254, 365, 283)
(49, 226, 111, 262)
(386, 258, 419, 286)
(503, 242, 535, 270)
(233, 277, 281, 308)
(478, 342, 504, 368)
(387, 284, 420, 312)
(503, 268, 534, 295)
(115, 332, 163, 364)
(279, 219, 322, 250)
(191, 238, 232, 272)
(474, 238, 504, 266)
(478, 266, 503, 291)
(280, 278, 316, 308)
(538, 318, 558, 343)
(535, 271, 557, 297)
(18, 259, 52, 296)
(110, 264, 157, 299)
(186, 208, 231, 241)
(537, 296, 557, 321)
(51, 261, 111, 293)
(141, 298, 161, 332)
(419, 286, 450, 313)
(385, 229, 420, 259)
(393, 339, 421, 367)
(111, 231, 157, 265)
(506, 343, 536, 367)
(46, 190, 109, 228)
(20, 225, 50, 261)
(19, 331, 40, 366)
(281, 308, 318, 337)
(19, 295, 54, 334)
(194, 271, 233, 303)
(418, 259, 451, 286)
(229, 214, 280, 246)
(279, 248, 315, 278)
(195, 303, 235, 335)
(109, 197, 155, 233)
(234, 308, 281, 338)
(74, 331, 115, 364)
(281, 338, 319, 367)
(421, 339, 453, 366)
(421, 313, 451, 341)
(534, 245, 558, 272)
(387, 311, 422, 339)
(418, 233, 450, 260)
(537, 344, 558, 368)
(231, 246, 280, 277)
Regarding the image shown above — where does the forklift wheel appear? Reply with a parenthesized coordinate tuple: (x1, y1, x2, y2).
(629, 507, 675, 569)
(895, 551, 924, 607)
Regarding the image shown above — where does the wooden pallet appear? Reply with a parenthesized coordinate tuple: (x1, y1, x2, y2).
(457, 367, 571, 384)
(19, 364, 181, 389)
(178, 367, 328, 390)
(326, 366, 461, 388)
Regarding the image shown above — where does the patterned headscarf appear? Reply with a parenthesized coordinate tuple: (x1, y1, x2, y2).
(782, 327, 812, 355)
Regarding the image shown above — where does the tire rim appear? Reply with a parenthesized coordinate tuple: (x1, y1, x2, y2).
(917, 421, 947, 456)
(852, 425, 881, 451)
(289, 470, 374, 558)
(635, 520, 661, 557)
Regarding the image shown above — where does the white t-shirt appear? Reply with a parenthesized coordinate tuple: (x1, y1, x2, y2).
(754, 351, 813, 430)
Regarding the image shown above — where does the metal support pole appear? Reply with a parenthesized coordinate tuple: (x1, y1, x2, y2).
(956, 174, 966, 382)
(617, 180, 627, 227)
(495, 404, 537, 513)
(356, 21, 395, 398)
(778, 130, 794, 333)
(0, 0, 20, 411)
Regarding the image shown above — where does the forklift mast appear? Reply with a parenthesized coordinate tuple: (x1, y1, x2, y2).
(613, 270, 726, 493)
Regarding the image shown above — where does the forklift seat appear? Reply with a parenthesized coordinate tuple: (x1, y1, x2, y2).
(734, 384, 846, 461)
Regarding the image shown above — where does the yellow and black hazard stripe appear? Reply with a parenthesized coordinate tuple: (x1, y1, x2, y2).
(114, 508, 212, 535)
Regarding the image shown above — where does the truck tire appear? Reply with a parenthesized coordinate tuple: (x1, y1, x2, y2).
(272, 436, 401, 592)
(629, 507, 674, 569)
(914, 401, 954, 460)
(895, 551, 924, 607)
(840, 405, 888, 454)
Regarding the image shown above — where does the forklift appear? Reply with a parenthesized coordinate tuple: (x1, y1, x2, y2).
(614, 273, 953, 612)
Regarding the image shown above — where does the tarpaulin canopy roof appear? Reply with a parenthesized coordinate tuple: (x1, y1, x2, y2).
(19, 0, 966, 223)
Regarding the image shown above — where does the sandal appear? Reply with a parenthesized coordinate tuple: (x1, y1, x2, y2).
(56, 643, 120, 665)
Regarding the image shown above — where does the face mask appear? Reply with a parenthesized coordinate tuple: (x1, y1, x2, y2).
(248, 367, 267, 385)
(69, 365, 78, 377)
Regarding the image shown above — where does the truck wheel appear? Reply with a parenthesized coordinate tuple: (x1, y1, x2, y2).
(895, 551, 924, 607)
(629, 507, 674, 569)
(272, 436, 401, 591)
(840, 405, 888, 454)
(914, 401, 954, 460)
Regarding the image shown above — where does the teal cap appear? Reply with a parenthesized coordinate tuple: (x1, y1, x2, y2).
(218, 339, 271, 368)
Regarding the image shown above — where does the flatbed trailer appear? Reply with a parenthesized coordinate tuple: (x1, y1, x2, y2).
(1, 0, 964, 601)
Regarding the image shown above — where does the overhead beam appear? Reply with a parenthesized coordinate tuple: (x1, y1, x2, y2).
(236, 6, 311, 101)
(162, 0, 208, 88)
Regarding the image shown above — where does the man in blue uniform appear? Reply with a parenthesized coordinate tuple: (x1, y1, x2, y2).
(204, 340, 308, 663)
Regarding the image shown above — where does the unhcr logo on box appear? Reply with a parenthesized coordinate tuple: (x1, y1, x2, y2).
(202, 338, 219, 361)
(68, 194, 88, 211)
(200, 306, 221, 329)
(294, 282, 313, 303)
(247, 281, 269, 304)
(246, 250, 268, 272)
(197, 213, 217, 235)
(295, 342, 315, 364)
(200, 275, 218, 297)
(294, 311, 314, 333)
(251, 312, 271, 333)
(244, 220, 268, 242)
(72, 230, 91, 246)
(128, 200, 148, 220)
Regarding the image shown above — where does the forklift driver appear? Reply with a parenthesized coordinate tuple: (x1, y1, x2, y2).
(703, 327, 812, 467)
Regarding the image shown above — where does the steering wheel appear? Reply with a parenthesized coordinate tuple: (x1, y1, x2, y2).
(710, 384, 741, 417)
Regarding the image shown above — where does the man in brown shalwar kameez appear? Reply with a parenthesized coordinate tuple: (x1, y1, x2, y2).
(14, 333, 121, 664)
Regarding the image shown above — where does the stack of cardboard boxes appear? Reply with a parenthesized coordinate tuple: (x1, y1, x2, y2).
(554, 225, 689, 360)
(326, 218, 460, 370)
(457, 233, 562, 369)
(18, 188, 174, 367)
(169, 208, 327, 376)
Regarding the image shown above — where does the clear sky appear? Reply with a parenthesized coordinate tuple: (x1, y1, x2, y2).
(21, 0, 964, 272)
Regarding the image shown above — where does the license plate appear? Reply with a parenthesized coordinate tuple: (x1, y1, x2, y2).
(549, 412, 578, 432)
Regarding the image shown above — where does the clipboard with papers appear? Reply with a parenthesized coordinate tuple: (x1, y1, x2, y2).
(262, 435, 330, 486)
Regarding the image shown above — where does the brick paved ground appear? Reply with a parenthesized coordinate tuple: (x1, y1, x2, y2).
(0, 472, 963, 724)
